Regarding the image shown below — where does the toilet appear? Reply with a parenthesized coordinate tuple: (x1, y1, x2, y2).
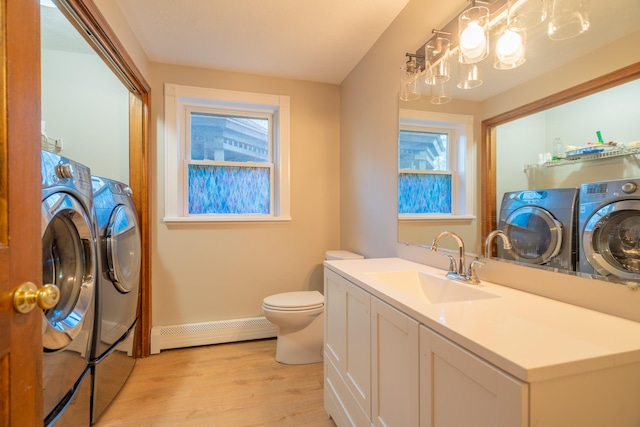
(262, 250, 363, 364)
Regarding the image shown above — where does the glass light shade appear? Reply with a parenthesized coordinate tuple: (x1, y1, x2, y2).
(457, 62, 483, 89)
(423, 61, 436, 86)
(508, 0, 548, 30)
(431, 77, 452, 104)
(458, 6, 490, 64)
(548, 0, 590, 40)
(495, 26, 526, 69)
(425, 37, 451, 83)
(399, 64, 421, 101)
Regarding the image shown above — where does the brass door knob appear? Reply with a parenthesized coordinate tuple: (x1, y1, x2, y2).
(13, 282, 60, 314)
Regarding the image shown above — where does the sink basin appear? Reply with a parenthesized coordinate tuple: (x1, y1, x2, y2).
(365, 270, 499, 304)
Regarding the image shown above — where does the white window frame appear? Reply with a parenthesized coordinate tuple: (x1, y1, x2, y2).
(164, 83, 291, 223)
(398, 109, 475, 221)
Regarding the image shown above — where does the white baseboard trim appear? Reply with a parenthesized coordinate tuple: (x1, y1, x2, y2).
(150, 316, 278, 354)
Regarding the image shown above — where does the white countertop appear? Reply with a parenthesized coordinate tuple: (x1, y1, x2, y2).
(324, 257, 640, 383)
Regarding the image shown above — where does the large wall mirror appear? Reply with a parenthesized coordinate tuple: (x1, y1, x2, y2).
(399, 0, 640, 287)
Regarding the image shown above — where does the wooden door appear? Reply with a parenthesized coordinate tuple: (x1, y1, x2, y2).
(0, 0, 44, 425)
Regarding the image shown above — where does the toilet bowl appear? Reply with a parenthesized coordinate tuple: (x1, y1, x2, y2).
(263, 250, 363, 364)
(263, 291, 325, 364)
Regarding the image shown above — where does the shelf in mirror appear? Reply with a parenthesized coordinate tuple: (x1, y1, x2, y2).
(524, 146, 640, 171)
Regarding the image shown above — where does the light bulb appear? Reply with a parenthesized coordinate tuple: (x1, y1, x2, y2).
(495, 26, 526, 69)
(497, 30, 522, 57)
(460, 22, 486, 53)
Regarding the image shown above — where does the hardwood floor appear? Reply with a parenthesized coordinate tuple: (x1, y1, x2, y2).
(94, 339, 336, 427)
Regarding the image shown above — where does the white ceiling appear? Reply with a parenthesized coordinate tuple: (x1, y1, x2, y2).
(112, 0, 411, 85)
(42, 0, 640, 99)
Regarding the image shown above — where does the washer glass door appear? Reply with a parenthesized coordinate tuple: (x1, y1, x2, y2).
(583, 200, 640, 280)
(503, 206, 563, 264)
(41, 192, 95, 351)
(107, 204, 141, 293)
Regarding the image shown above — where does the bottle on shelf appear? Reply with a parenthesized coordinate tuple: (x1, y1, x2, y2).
(552, 137, 564, 160)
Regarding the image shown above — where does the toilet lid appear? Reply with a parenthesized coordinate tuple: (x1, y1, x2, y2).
(263, 291, 324, 311)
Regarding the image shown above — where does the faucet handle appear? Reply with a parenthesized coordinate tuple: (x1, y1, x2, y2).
(441, 253, 457, 273)
(467, 258, 485, 284)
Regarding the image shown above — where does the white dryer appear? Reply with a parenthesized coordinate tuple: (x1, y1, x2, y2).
(41, 150, 96, 426)
(89, 176, 141, 423)
(579, 178, 640, 283)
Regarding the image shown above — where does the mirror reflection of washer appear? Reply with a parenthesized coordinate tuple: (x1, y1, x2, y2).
(579, 178, 640, 283)
(41, 150, 96, 427)
(89, 175, 142, 423)
(498, 188, 579, 271)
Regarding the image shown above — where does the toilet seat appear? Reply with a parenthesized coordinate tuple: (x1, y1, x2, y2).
(263, 291, 324, 311)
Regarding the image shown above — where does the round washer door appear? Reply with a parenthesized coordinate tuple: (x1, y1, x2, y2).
(41, 192, 95, 351)
(106, 204, 141, 293)
(582, 200, 640, 280)
(503, 206, 563, 265)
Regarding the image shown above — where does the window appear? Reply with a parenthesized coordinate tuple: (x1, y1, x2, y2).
(164, 83, 290, 222)
(398, 109, 475, 220)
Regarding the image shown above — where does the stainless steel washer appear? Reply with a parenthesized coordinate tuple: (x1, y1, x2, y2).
(41, 150, 96, 427)
(89, 175, 141, 423)
(498, 188, 579, 271)
(579, 178, 640, 282)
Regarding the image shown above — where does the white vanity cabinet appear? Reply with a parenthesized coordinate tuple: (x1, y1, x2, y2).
(324, 268, 421, 427)
(324, 268, 372, 426)
(419, 326, 528, 427)
(324, 260, 640, 427)
(371, 297, 419, 427)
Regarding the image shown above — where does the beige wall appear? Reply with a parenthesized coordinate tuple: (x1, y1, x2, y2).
(149, 63, 341, 326)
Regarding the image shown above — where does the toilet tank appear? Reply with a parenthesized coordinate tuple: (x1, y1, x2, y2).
(325, 250, 364, 260)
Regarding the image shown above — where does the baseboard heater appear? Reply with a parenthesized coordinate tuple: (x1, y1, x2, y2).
(150, 316, 278, 354)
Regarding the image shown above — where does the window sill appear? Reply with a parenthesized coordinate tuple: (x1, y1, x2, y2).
(398, 214, 476, 221)
(163, 215, 292, 224)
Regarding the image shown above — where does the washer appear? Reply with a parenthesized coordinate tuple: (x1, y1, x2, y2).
(578, 178, 640, 282)
(498, 188, 579, 271)
(41, 150, 96, 426)
(89, 175, 141, 423)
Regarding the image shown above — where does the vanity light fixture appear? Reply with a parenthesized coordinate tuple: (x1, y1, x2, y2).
(399, 0, 589, 101)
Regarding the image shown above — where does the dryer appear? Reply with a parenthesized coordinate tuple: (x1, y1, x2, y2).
(41, 150, 96, 426)
(89, 175, 141, 423)
(578, 178, 640, 283)
(498, 188, 579, 271)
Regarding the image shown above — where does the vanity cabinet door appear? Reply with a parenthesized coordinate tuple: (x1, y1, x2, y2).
(324, 268, 371, 423)
(371, 297, 419, 427)
(419, 326, 528, 427)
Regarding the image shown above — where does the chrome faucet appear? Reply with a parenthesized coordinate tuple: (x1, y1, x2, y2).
(431, 231, 467, 280)
(484, 230, 512, 259)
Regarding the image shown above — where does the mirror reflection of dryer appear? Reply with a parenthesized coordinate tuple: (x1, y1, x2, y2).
(89, 175, 142, 424)
(498, 188, 579, 272)
(579, 178, 640, 283)
(41, 150, 96, 427)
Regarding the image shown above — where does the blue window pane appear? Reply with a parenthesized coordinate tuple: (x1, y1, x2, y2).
(190, 113, 269, 162)
(188, 165, 270, 214)
(398, 173, 452, 214)
(398, 130, 448, 171)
